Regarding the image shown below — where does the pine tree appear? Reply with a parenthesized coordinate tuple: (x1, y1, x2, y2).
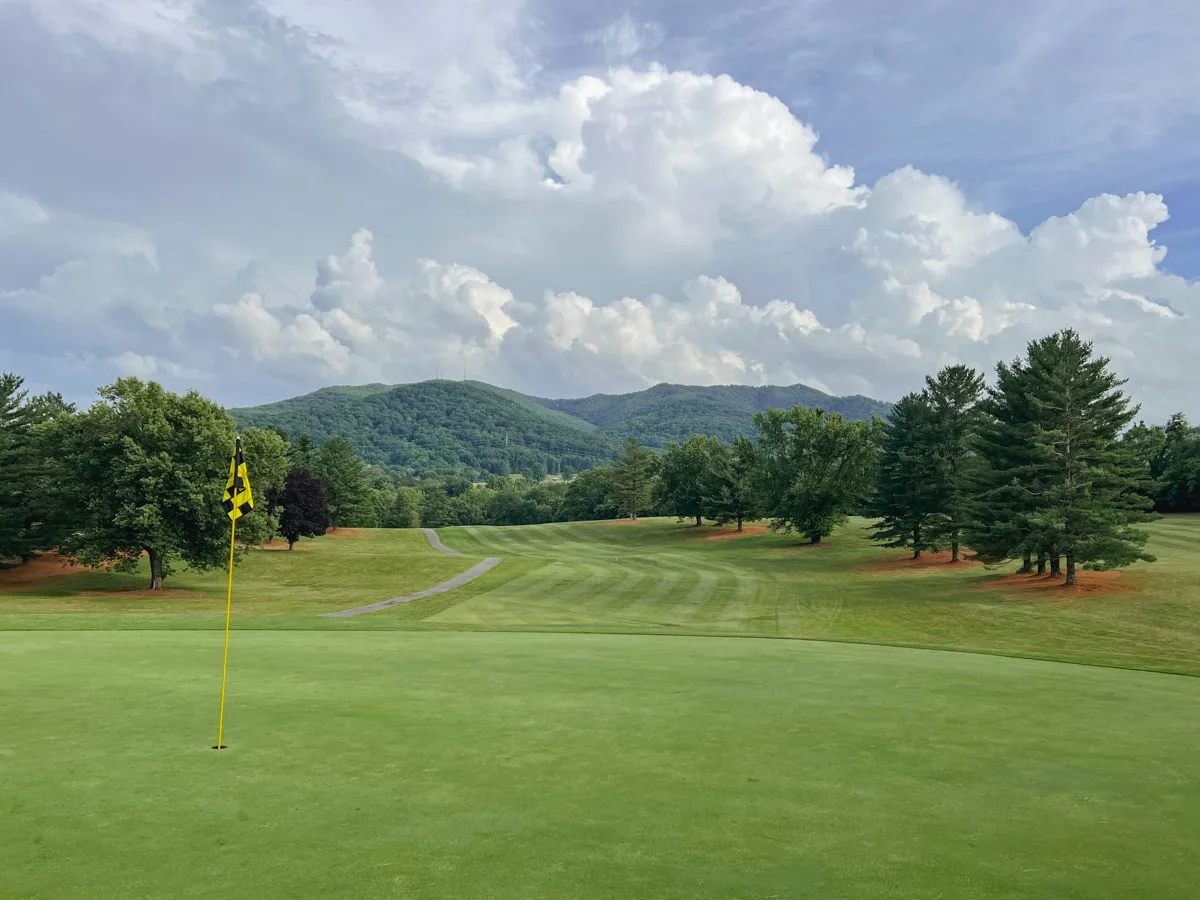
(1022, 330, 1155, 584)
(613, 439, 657, 520)
(1152, 413, 1200, 512)
(703, 436, 761, 532)
(0, 374, 39, 561)
(315, 437, 377, 528)
(870, 392, 942, 558)
(969, 358, 1043, 571)
(925, 364, 986, 561)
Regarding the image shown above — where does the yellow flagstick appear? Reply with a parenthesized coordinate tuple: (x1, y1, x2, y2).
(215, 515, 237, 750)
(215, 436, 252, 750)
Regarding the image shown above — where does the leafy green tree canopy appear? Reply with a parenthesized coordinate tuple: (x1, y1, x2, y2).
(756, 407, 882, 544)
(52, 378, 236, 589)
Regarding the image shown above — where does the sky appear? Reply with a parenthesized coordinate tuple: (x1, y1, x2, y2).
(2, 0, 1199, 421)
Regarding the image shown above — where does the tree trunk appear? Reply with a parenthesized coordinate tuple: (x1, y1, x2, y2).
(1065, 549, 1076, 586)
(912, 524, 921, 559)
(147, 548, 165, 591)
(1050, 554, 1062, 578)
(288, 538, 296, 551)
(951, 537, 960, 563)
(1020, 552, 1033, 574)
(736, 515, 743, 533)
(695, 514, 702, 527)
(1036, 551, 1047, 575)
(810, 534, 822, 545)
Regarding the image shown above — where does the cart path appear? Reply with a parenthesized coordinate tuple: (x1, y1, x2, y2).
(423, 527, 464, 557)
(322, 557, 502, 618)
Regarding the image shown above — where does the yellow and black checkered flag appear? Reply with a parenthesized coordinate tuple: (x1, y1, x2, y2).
(222, 437, 254, 521)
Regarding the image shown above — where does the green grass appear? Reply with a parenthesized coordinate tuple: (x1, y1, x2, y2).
(420, 515, 1200, 676)
(3, 631, 1199, 899)
(5, 518, 1200, 897)
(8, 517, 1200, 675)
(0, 529, 469, 629)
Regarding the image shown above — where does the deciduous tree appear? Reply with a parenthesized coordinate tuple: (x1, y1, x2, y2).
(756, 407, 882, 544)
(272, 468, 331, 550)
(656, 435, 718, 526)
(52, 378, 236, 589)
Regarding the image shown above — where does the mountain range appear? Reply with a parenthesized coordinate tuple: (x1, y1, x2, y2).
(230, 380, 892, 478)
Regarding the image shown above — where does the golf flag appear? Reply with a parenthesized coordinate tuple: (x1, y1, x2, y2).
(222, 438, 254, 521)
(215, 437, 252, 750)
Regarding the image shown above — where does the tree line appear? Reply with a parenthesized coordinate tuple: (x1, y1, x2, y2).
(0, 329, 1182, 588)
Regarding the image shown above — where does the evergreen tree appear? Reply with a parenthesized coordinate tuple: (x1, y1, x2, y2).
(1151, 414, 1200, 512)
(755, 407, 883, 544)
(272, 468, 331, 550)
(925, 364, 986, 561)
(703, 436, 761, 532)
(291, 433, 318, 471)
(419, 485, 455, 528)
(0, 373, 40, 561)
(1121, 420, 1169, 508)
(969, 358, 1044, 572)
(1022, 330, 1155, 584)
(613, 439, 657, 520)
(315, 437, 377, 528)
(656, 435, 717, 526)
(870, 392, 943, 558)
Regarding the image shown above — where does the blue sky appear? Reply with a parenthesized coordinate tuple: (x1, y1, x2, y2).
(1, 0, 1198, 419)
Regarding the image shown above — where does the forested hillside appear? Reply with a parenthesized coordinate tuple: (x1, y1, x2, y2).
(541, 383, 892, 446)
(230, 379, 891, 476)
(231, 381, 616, 478)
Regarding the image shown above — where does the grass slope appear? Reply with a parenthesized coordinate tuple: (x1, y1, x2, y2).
(3, 631, 1198, 899)
(425, 515, 1200, 675)
(6, 517, 1200, 675)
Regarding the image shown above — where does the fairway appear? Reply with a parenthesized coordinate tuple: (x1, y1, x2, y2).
(4, 631, 1199, 899)
(5, 519, 1200, 897)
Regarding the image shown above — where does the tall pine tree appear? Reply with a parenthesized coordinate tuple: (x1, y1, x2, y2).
(870, 391, 942, 558)
(1022, 330, 1155, 584)
(925, 364, 985, 561)
(0, 374, 40, 562)
(703, 436, 761, 532)
(613, 439, 657, 520)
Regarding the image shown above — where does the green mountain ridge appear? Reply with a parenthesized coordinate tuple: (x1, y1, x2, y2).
(230, 379, 891, 477)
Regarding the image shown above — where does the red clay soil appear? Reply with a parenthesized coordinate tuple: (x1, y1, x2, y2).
(864, 551, 983, 572)
(977, 569, 1129, 598)
(261, 528, 364, 550)
(700, 525, 770, 541)
(0, 552, 89, 588)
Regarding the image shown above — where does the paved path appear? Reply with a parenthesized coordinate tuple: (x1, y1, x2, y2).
(423, 527, 464, 557)
(322, 529, 499, 619)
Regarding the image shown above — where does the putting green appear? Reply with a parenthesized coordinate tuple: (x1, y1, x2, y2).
(3, 630, 1198, 899)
